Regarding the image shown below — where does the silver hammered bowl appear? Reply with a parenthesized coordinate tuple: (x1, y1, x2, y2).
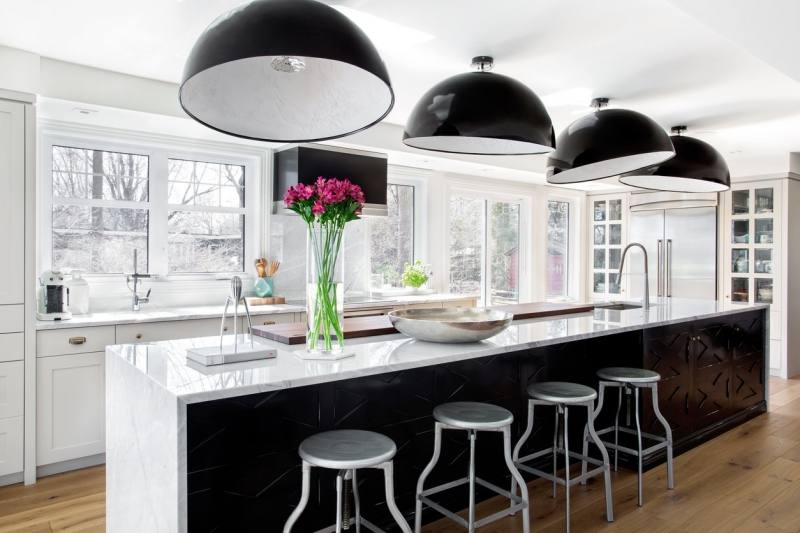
(387, 307, 514, 343)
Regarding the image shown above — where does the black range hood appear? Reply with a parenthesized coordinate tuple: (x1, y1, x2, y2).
(273, 144, 388, 216)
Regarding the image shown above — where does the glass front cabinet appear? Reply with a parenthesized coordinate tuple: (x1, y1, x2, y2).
(724, 183, 780, 306)
(589, 194, 627, 299)
(723, 180, 782, 374)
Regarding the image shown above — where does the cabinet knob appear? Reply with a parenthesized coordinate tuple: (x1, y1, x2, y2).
(223, 326, 228, 332)
(263, 320, 276, 325)
(68, 336, 86, 345)
(135, 333, 143, 340)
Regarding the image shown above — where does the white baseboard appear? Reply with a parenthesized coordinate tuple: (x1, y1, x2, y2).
(36, 453, 105, 478)
(0, 471, 23, 487)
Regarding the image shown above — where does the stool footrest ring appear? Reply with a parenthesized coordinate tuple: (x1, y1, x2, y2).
(594, 426, 668, 443)
(419, 475, 525, 529)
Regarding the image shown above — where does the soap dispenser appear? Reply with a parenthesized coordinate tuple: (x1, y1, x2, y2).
(66, 270, 90, 315)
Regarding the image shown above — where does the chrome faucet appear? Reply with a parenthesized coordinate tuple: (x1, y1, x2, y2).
(126, 249, 151, 311)
(617, 242, 650, 310)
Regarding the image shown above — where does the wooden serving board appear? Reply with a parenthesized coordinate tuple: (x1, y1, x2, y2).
(251, 302, 595, 345)
(251, 315, 397, 345)
(488, 301, 595, 320)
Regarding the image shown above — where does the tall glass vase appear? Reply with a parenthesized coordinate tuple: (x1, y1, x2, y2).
(306, 225, 345, 356)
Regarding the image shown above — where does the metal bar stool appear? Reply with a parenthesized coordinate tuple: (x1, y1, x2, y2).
(580, 367, 674, 506)
(414, 401, 530, 533)
(511, 382, 613, 533)
(283, 429, 411, 533)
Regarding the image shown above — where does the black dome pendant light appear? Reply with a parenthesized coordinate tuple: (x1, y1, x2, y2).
(619, 126, 730, 192)
(402, 56, 555, 155)
(546, 98, 675, 184)
(179, 0, 394, 143)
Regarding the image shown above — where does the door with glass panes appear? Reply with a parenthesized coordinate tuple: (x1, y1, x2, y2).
(448, 192, 526, 306)
(590, 195, 626, 298)
(724, 182, 780, 309)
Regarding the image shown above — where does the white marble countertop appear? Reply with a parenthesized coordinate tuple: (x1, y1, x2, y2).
(36, 293, 477, 330)
(106, 298, 769, 404)
(35, 304, 306, 330)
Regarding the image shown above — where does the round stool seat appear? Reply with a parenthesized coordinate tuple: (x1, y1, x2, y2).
(527, 381, 597, 404)
(597, 367, 661, 383)
(433, 401, 513, 430)
(298, 429, 396, 469)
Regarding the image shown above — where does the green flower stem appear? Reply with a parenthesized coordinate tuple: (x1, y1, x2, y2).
(307, 221, 345, 353)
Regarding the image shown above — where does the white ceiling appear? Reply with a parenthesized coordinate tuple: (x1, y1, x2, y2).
(2, 0, 800, 180)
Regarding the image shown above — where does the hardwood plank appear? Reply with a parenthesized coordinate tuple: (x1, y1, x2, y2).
(1, 380, 799, 532)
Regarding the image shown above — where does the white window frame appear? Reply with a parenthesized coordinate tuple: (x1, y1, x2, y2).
(387, 166, 429, 265)
(544, 193, 580, 302)
(38, 123, 263, 281)
(444, 181, 532, 306)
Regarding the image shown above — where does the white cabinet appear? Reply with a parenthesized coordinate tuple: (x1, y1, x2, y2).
(0, 100, 25, 305)
(36, 352, 105, 466)
(115, 313, 296, 344)
(0, 95, 32, 483)
(0, 417, 23, 477)
(722, 178, 800, 378)
(0, 360, 24, 476)
(37, 325, 116, 358)
(0, 361, 23, 419)
(723, 181, 782, 373)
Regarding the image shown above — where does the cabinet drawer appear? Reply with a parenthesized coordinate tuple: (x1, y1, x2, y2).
(37, 352, 105, 466)
(252, 313, 295, 327)
(442, 298, 478, 308)
(0, 416, 23, 477)
(0, 332, 23, 363)
(37, 326, 116, 357)
(396, 302, 443, 311)
(116, 320, 214, 344)
(0, 305, 23, 334)
(0, 361, 23, 418)
(116, 314, 296, 344)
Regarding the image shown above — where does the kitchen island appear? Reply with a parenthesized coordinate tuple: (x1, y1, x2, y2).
(106, 299, 768, 532)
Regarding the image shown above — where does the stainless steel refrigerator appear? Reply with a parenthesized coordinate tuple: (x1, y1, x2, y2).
(626, 192, 718, 301)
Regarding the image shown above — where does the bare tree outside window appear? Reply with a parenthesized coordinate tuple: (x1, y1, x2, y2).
(448, 195, 521, 305)
(167, 159, 245, 273)
(546, 200, 570, 298)
(51, 146, 149, 274)
(448, 196, 484, 297)
(367, 184, 414, 287)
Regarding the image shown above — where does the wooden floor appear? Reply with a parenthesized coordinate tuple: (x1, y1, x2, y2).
(1, 378, 799, 532)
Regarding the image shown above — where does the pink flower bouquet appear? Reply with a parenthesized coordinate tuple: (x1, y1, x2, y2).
(284, 177, 365, 354)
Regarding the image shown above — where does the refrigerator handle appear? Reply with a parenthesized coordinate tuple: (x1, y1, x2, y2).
(657, 239, 663, 297)
(667, 238, 673, 297)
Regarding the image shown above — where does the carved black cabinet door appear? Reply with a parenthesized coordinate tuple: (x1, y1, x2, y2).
(643, 325, 693, 440)
(691, 323, 732, 427)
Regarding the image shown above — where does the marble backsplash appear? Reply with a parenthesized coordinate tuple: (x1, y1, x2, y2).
(269, 214, 371, 301)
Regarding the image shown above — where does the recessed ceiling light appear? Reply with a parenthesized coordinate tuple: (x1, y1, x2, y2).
(332, 5, 434, 49)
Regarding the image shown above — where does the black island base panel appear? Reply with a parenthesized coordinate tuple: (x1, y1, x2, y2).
(185, 309, 766, 532)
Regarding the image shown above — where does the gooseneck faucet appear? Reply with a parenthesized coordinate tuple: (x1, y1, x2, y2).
(617, 242, 650, 310)
(126, 249, 151, 311)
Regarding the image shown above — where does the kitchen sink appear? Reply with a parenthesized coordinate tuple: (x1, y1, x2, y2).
(595, 302, 643, 311)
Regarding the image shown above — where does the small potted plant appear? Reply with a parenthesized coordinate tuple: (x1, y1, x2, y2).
(402, 260, 431, 292)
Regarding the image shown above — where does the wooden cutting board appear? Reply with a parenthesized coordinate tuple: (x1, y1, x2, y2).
(251, 302, 595, 345)
(489, 301, 595, 320)
(251, 315, 397, 345)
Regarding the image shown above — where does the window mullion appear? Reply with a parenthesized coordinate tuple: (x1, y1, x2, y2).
(149, 150, 169, 276)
